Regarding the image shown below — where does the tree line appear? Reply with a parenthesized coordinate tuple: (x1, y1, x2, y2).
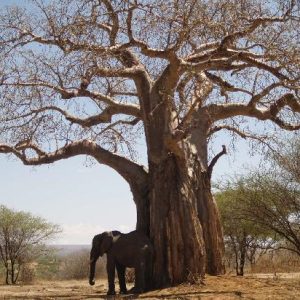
(216, 138, 300, 276)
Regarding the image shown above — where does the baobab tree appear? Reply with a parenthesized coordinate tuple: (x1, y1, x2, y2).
(0, 0, 299, 287)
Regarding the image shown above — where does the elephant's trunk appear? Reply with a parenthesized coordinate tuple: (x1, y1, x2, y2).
(89, 259, 96, 286)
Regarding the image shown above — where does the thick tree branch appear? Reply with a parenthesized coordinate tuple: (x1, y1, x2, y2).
(152, 57, 182, 96)
(91, 63, 144, 79)
(185, 12, 294, 76)
(0, 140, 148, 189)
(2, 105, 140, 128)
(183, 49, 288, 82)
(3, 30, 146, 81)
(9, 30, 118, 54)
(208, 93, 300, 130)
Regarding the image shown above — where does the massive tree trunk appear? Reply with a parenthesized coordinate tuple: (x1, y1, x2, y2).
(149, 155, 206, 287)
(132, 146, 224, 286)
(131, 80, 225, 286)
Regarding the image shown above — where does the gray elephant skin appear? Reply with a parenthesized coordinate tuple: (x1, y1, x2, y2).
(89, 230, 153, 295)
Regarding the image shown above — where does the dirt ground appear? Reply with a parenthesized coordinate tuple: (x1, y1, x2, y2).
(0, 273, 299, 300)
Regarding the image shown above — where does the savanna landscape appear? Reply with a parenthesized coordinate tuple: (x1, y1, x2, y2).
(0, 0, 300, 299)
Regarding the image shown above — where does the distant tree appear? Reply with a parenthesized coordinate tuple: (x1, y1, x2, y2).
(218, 138, 300, 267)
(0, 205, 61, 284)
(35, 248, 60, 280)
(216, 187, 276, 276)
(240, 179, 299, 254)
(0, 0, 300, 285)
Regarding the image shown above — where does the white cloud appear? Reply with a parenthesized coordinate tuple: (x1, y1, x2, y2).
(118, 224, 134, 233)
(54, 223, 106, 245)
(53, 223, 135, 245)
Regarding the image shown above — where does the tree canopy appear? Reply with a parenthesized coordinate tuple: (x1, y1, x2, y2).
(0, 205, 61, 284)
(216, 184, 278, 276)
(217, 138, 300, 258)
(0, 0, 299, 165)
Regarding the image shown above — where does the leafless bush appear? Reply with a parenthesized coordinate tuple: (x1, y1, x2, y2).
(224, 247, 300, 275)
(58, 250, 89, 280)
(20, 264, 36, 284)
(251, 250, 300, 274)
(58, 250, 106, 280)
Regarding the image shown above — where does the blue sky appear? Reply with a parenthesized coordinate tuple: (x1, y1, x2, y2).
(0, 0, 264, 244)
(0, 154, 137, 244)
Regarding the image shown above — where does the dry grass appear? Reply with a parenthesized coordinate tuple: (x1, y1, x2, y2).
(0, 273, 299, 299)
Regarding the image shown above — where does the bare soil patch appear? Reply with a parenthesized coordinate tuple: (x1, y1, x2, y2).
(0, 274, 299, 299)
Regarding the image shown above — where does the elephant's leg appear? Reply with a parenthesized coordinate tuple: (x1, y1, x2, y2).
(116, 263, 127, 294)
(130, 261, 145, 294)
(106, 255, 116, 295)
(139, 260, 146, 292)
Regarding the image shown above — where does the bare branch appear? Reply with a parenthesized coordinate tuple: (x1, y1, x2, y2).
(1, 0, 299, 176)
(101, 0, 119, 45)
(220, 16, 290, 49)
(208, 125, 251, 138)
(208, 126, 274, 150)
(205, 71, 252, 97)
(126, 5, 175, 60)
(237, 53, 289, 81)
(4, 105, 139, 127)
(3, 82, 141, 120)
(208, 145, 227, 178)
(248, 82, 284, 106)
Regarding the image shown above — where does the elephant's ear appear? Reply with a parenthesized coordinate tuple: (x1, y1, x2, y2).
(99, 232, 113, 255)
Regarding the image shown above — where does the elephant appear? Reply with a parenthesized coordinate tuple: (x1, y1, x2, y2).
(89, 230, 153, 295)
